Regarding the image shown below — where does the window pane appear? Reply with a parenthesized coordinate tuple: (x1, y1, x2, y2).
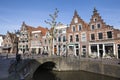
(81, 33, 86, 41)
(97, 24, 101, 28)
(107, 31, 112, 38)
(63, 36, 66, 42)
(91, 25, 95, 30)
(73, 26, 75, 31)
(79, 25, 82, 31)
(91, 34, 95, 40)
(98, 33, 103, 39)
(70, 35, 73, 42)
(76, 35, 79, 42)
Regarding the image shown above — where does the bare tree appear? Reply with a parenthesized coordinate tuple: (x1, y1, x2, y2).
(45, 8, 59, 56)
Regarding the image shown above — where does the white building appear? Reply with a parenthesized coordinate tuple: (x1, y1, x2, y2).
(53, 24, 68, 56)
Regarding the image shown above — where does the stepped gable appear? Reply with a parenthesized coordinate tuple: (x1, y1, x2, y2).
(70, 10, 88, 25)
(68, 10, 89, 32)
(21, 21, 35, 32)
(89, 7, 119, 31)
(89, 7, 107, 29)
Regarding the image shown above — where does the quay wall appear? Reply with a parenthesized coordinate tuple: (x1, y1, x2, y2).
(15, 57, 120, 79)
(35, 57, 120, 78)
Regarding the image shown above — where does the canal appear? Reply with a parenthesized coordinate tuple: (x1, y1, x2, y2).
(33, 70, 119, 80)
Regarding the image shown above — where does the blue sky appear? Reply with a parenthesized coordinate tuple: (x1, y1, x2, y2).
(0, 0, 120, 34)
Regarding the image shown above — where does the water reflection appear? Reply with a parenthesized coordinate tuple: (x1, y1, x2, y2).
(53, 71, 119, 80)
(33, 61, 119, 80)
(33, 61, 59, 80)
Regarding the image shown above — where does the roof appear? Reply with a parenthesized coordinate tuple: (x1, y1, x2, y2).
(21, 22, 48, 36)
(35, 26, 48, 36)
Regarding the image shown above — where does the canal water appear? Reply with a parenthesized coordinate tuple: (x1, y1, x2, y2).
(33, 70, 119, 80)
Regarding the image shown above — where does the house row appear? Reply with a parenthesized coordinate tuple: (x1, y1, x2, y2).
(67, 8, 120, 59)
(1, 8, 120, 59)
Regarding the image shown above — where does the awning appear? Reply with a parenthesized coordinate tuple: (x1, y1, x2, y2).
(68, 43, 75, 46)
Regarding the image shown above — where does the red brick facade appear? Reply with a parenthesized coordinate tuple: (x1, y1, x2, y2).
(67, 8, 120, 58)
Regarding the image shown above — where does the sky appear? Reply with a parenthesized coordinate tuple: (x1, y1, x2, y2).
(0, 0, 120, 35)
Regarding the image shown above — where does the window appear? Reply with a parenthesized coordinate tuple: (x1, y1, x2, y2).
(49, 40, 51, 44)
(72, 26, 76, 32)
(63, 36, 66, 42)
(35, 34, 38, 38)
(81, 33, 86, 42)
(45, 39, 46, 44)
(91, 25, 95, 30)
(75, 44, 79, 48)
(63, 45, 66, 51)
(98, 33, 103, 39)
(82, 45, 86, 57)
(70, 35, 73, 42)
(58, 36, 61, 42)
(97, 24, 101, 29)
(54, 38, 56, 41)
(107, 31, 112, 38)
(94, 18, 97, 22)
(91, 34, 95, 40)
(26, 45, 28, 48)
(76, 35, 79, 42)
(78, 25, 82, 31)
(63, 45, 66, 48)
(59, 30, 62, 33)
(62, 29, 66, 33)
(82, 45, 86, 52)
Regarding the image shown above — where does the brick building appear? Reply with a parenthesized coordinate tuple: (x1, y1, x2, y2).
(88, 8, 120, 58)
(67, 10, 89, 57)
(30, 26, 48, 54)
(18, 22, 34, 54)
(2, 31, 18, 54)
(67, 8, 120, 59)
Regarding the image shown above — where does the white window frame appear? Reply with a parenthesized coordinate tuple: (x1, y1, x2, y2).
(81, 32, 86, 42)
